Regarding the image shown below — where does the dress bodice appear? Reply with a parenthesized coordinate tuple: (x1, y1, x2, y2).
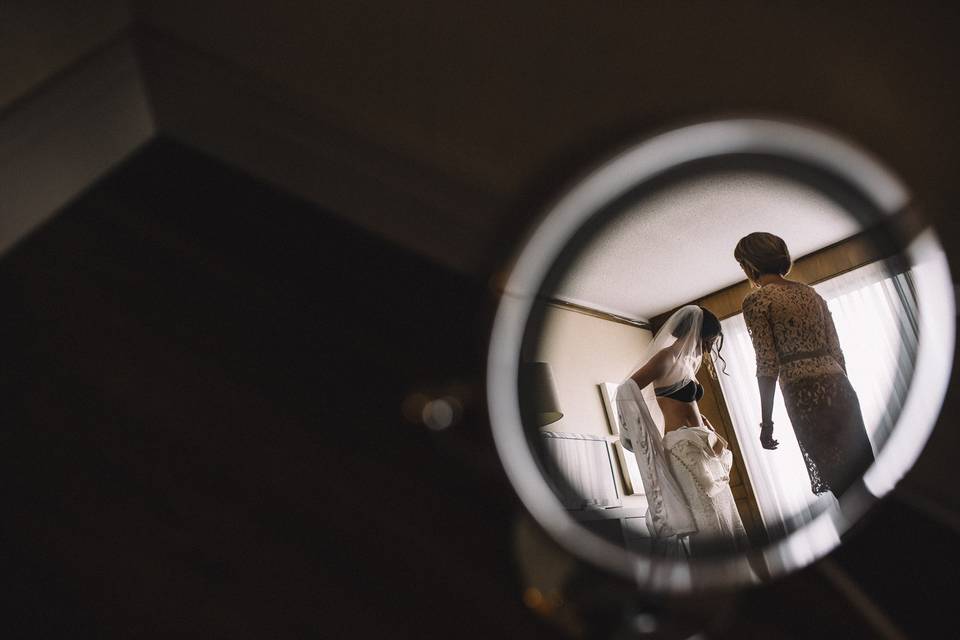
(742, 283, 846, 383)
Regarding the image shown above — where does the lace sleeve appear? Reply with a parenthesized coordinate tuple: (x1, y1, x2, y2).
(743, 293, 779, 379)
(820, 295, 846, 374)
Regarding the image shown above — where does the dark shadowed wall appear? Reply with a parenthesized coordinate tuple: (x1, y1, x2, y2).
(0, 139, 956, 639)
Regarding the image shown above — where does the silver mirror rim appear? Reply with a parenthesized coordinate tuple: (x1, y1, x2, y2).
(486, 117, 955, 592)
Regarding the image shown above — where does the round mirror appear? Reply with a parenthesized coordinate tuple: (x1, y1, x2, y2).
(487, 118, 955, 594)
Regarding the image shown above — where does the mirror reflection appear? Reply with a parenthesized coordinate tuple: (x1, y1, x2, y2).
(520, 169, 920, 585)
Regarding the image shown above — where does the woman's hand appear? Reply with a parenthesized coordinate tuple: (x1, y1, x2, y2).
(756, 377, 778, 448)
(760, 421, 779, 450)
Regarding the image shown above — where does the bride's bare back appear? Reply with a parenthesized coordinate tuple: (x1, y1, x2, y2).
(630, 344, 706, 433)
(656, 395, 705, 433)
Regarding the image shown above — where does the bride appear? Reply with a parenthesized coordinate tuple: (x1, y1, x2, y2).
(616, 305, 750, 557)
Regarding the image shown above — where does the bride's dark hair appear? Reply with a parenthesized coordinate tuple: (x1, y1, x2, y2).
(665, 305, 728, 376)
(700, 307, 729, 376)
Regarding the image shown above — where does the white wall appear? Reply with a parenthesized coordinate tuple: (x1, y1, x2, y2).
(535, 305, 653, 508)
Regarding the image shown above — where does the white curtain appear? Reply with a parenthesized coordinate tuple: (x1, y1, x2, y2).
(717, 260, 918, 545)
(813, 262, 918, 451)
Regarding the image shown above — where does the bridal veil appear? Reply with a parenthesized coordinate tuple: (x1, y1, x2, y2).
(614, 305, 705, 538)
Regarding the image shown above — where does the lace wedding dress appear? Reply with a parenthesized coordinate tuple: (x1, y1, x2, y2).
(617, 379, 749, 556)
(616, 305, 754, 575)
(662, 425, 750, 555)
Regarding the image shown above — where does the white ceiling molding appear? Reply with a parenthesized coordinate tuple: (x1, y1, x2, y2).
(0, 37, 155, 257)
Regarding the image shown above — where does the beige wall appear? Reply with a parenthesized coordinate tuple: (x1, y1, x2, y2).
(535, 304, 653, 508)
(536, 305, 651, 436)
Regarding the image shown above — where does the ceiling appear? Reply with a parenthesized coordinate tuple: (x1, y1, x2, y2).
(4, 1, 960, 280)
(125, 0, 960, 280)
(554, 170, 859, 320)
(0, 0, 130, 111)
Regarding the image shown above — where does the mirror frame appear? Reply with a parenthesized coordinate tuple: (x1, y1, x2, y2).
(487, 117, 955, 592)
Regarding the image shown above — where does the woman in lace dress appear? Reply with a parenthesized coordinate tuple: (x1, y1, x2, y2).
(617, 305, 751, 557)
(735, 232, 875, 498)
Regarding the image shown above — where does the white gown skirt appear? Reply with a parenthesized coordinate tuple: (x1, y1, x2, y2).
(662, 426, 750, 556)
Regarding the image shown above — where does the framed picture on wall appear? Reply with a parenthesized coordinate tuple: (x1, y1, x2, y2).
(598, 382, 620, 436)
(598, 382, 645, 496)
(612, 440, 644, 496)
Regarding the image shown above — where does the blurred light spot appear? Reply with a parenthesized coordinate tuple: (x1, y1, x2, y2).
(401, 393, 429, 423)
(422, 398, 455, 430)
(442, 395, 463, 423)
(631, 613, 658, 634)
(522, 587, 558, 617)
(522, 587, 544, 609)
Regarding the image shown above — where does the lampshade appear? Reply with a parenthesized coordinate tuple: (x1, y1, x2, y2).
(519, 361, 563, 426)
